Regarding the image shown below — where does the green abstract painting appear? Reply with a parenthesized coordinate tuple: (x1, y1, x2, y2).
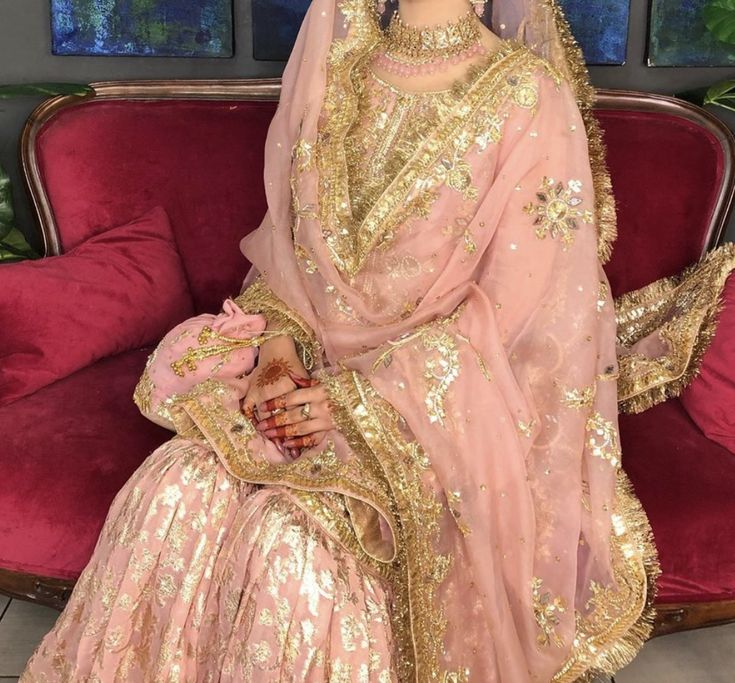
(51, 0, 234, 57)
(649, 0, 735, 66)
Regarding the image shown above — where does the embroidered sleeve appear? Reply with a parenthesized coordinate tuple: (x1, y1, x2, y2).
(234, 276, 322, 371)
(614, 242, 735, 414)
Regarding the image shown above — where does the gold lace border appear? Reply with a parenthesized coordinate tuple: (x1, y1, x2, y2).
(165, 379, 399, 576)
(235, 276, 322, 371)
(615, 243, 735, 415)
(553, 469, 661, 682)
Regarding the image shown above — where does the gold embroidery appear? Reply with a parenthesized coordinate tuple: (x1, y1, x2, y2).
(524, 176, 593, 247)
(133, 367, 154, 415)
(169, 325, 272, 378)
(166, 381, 399, 577)
(561, 384, 596, 410)
(597, 280, 609, 312)
(295, 243, 318, 274)
(508, 72, 540, 109)
(518, 418, 537, 438)
(585, 412, 622, 468)
(292, 138, 314, 172)
(535, 0, 619, 264)
(371, 305, 464, 428)
(235, 276, 322, 371)
(532, 576, 567, 648)
(615, 242, 735, 414)
(316, 27, 552, 276)
(320, 369, 454, 682)
(552, 470, 661, 682)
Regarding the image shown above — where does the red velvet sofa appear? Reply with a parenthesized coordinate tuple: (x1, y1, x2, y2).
(1, 80, 734, 640)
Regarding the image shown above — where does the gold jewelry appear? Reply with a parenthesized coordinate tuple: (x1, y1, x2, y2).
(301, 402, 312, 419)
(383, 8, 483, 65)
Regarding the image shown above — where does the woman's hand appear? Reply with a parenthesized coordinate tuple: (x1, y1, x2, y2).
(255, 380, 335, 451)
(241, 334, 307, 438)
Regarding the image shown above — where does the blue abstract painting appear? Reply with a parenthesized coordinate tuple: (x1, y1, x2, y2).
(252, 0, 309, 61)
(251, 0, 629, 65)
(51, 0, 234, 57)
(559, 0, 630, 65)
(649, 0, 735, 66)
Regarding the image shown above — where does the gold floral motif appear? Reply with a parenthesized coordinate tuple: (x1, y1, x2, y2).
(585, 412, 622, 468)
(462, 229, 477, 254)
(507, 72, 540, 109)
(169, 325, 271, 378)
(372, 306, 465, 428)
(532, 576, 567, 648)
(561, 384, 596, 410)
(535, 0, 619, 264)
(524, 176, 593, 247)
(294, 243, 318, 274)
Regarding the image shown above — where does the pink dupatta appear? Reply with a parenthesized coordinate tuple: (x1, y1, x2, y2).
(150, 2, 666, 681)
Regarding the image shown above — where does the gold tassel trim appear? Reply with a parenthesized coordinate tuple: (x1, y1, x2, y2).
(555, 470, 662, 682)
(615, 243, 735, 414)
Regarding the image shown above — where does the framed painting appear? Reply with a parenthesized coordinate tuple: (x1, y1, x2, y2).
(252, 0, 309, 61)
(559, 0, 630, 65)
(649, 0, 735, 67)
(50, 0, 234, 57)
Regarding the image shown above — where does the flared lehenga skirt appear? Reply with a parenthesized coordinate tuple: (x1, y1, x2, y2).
(20, 438, 397, 682)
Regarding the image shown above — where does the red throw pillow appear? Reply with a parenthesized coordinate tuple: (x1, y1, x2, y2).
(680, 271, 735, 454)
(0, 206, 194, 406)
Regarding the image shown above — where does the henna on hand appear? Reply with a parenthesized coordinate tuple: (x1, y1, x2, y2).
(255, 357, 293, 388)
(283, 435, 319, 449)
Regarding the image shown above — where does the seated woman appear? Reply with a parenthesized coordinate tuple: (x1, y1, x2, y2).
(22, 0, 690, 680)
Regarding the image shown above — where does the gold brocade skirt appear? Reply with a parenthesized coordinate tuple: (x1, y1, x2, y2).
(21, 439, 397, 682)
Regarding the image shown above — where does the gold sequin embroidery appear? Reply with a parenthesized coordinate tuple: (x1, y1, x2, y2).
(532, 576, 567, 648)
(586, 412, 622, 468)
(524, 176, 593, 247)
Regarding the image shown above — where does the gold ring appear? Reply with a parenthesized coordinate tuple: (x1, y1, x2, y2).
(272, 407, 286, 415)
(301, 402, 311, 419)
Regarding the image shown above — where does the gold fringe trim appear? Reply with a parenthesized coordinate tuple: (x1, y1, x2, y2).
(320, 368, 456, 683)
(555, 470, 662, 682)
(543, 0, 618, 264)
(615, 243, 735, 414)
(234, 276, 322, 370)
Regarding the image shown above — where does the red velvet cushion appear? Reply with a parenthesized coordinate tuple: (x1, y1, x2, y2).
(0, 207, 194, 407)
(679, 273, 735, 454)
(598, 109, 724, 297)
(620, 399, 735, 603)
(34, 99, 278, 313)
(0, 348, 171, 580)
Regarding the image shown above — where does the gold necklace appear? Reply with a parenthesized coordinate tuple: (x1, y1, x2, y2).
(385, 10, 482, 65)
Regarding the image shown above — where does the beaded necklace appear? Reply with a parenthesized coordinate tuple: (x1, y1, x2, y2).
(374, 9, 488, 77)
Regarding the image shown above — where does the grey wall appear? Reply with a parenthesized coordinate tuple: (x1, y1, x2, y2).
(2, 0, 735, 250)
